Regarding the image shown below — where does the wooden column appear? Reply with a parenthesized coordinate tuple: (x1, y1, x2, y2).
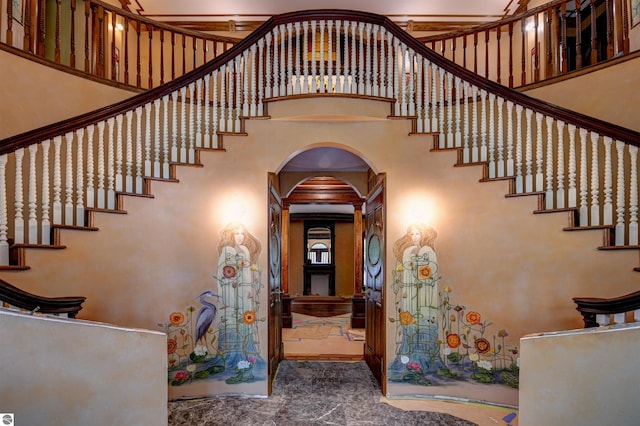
(281, 203, 292, 328)
(351, 201, 365, 328)
(353, 201, 363, 295)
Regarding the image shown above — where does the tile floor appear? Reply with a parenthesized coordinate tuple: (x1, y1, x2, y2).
(168, 360, 483, 425)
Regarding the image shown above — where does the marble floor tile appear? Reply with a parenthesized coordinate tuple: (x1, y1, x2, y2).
(168, 360, 477, 426)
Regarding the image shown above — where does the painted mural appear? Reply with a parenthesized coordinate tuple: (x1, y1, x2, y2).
(161, 222, 267, 386)
(388, 223, 520, 389)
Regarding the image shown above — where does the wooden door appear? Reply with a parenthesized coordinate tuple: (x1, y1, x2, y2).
(364, 174, 385, 391)
(267, 175, 283, 394)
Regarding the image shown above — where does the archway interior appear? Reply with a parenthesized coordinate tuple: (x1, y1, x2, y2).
(277, 147, 373, 359)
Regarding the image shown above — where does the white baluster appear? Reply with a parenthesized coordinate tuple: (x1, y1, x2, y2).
(279, 24, 286, 96)
(14, 148, 25, 243)
(294, 22, 301, 94)
(319, 20, 326, 93)
(125, 111, 134, 192)
(462, 81, 470, 161)
(335, 21, 342, 93)
(487, 93, 496, 168)
(579, 128, 589, 226)
(496, 97, 505, 177)
(301, 23, 308, 94)
(249, 46, 257, 116)
(629, 146, 639, 245)
(378, 27, 386, 97)
(161, 96, 170, 178)
(64, 132, 75, 225)
(545, 116, 555, 210)
(96, 122, 106, 209)
(480, 89, 488, 162)
(399, 44, 407, 116)
(196, 79, 204, 148)
(535, 113, 544, 192)
(471, 85, 478, 161)
(153, 98, 161, 177)
(393, 38, 400, 116)
(454, 77, 462, 147)
(265, 32, 272, 98)
(227, 59, 235, 132)
(0, 155, 8, 264)
(256, 42, 264, 117)
(365, 23, 372, 95)
(40, 140, 51, 244)
(212, 70, 220, 147)
(351, 21, 357, 94)
(506, 101, 519, 176)
(521, 108, 532, 192)
(603, 136, 613, 225)
(28, 144, 38, 243)
(187, 83, 195, 163)
(287, 23, 294, 95)
(498, 99, 509, 178)
(327, 20, 333, 93)
(85, 126, 95, 208)
(556, 121, 566, 208)
(372, 24, 379, 97)
(514, 105, 523, 192)
(615, 140, 626, 246)
(310, 21, 317, 93)
(386, 31, 394, 100)
(438, 68, 445, 140)
(235, 57, 242, 132)
(106, 117, 115, 210)
(75, 128, 85, 227)
(613, 312, 625, 324)
(408, 49, 415, 116)
(272, 26, 280, 97)
(242, 51, 249, 118)
(596, 314, 610, 326)
(446, 72, 454, 146)
(591, 132, 601, 225)
(204, 74, 211, 147)
(171, 91, 179, 161)
(567, 124, 577, 208)
(635, 309, 640, 322)
(219, 66, 227, 133)
(115, 115, 123, 192)
(415, 57, 424, 133)
(136, 106, 144, 191)
(145, 102, 153, 173)
(358, 22, 365, 94)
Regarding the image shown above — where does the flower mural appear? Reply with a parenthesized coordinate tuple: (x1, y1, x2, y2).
(388, 223, 520, 389)
(158, 222, 267, 387)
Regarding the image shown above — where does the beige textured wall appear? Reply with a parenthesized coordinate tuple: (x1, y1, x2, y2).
(1, 96, 639, 404)
(0, 50, 136, 139)
(0, 309, 167, 426)
(523, 55, 640, 132)
(519, 324, 640, 425)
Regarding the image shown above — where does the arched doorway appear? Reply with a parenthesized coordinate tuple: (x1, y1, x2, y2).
(267, 146, 386, 389)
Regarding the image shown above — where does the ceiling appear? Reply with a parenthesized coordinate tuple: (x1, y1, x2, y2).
(128, 0, 526, 36)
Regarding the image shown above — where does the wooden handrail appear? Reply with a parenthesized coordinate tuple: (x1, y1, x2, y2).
(416, 0, 630, 89)
(0, 278, 86, 318)
(4, 9, 639, 154)
(573, 290, 640, 327)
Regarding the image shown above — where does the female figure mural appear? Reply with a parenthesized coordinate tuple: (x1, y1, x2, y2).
(216, 222, 265, 381)
(389, 223, 442, 380)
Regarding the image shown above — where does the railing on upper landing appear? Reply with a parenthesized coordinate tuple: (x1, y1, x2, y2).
(1, 9, 640, 272)
(417, 0, 632, 88)
(574, 290, 640, 327)
(0, 278, 85, 317)
(0, 0, 239, 90)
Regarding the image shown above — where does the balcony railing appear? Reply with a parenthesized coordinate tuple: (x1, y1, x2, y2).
(417, 0, 631, 88)
(1, 0, 239, 90)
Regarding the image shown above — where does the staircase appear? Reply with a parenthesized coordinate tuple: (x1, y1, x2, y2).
(1, 9, 639, 277)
